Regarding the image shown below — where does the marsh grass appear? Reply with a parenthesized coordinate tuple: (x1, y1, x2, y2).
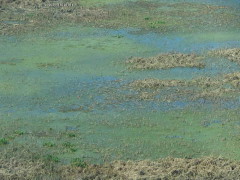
(67, 133, 76, 138)
(14, 130, 25, 136)
(43, 142, 56, 148)
(126, 53, 205, 70)
(0, 138, 9, 145)
(127, 72, 239, 101)
(209, 48, 240, 64)
(1, 149, 240, 180)
(224, 72, 240, 88)
(71, 158, 87, 168)
(0, 1, 240, 179)
(1, 0, 240, 35)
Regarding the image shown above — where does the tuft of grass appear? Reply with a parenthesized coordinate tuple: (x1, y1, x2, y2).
(150, 24, 157, 28)
(149, 20, 166, 28)
(45, 154, 60, 163)
(157, 20, 166, 24)
(14, 130, 25, 135)
(0, 138, 9, 145)
(43, 142, 56, 147)
(113, 34, 124, 38)
(6, 135, 15, 140)
(62, 142, 74, 148)
(69, 147, 78, 152)
(67, 133, 76, 138)
(62, 142, 78, 152)
(71, 158, 87, 168)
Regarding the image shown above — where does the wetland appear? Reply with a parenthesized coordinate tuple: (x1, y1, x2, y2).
(0, 0, 240, 179)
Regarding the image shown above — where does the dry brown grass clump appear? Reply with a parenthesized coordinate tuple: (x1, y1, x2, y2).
(109, 157, 240, 180)
(224, 72, 240, 88)
(209, 48, 240, 63)
(0, 157, 47, 180)
(0, 0, 109, 35)
(129, 78, 187, 89)
(189, 77, 222, 88)
(192, 88, 234, 100)
(127, 73, 239, 100)
(126, 53, 205, 70)
(0, 152, 82, 180)
(2, 155, 240, 180)
(187, 76, 238, 99)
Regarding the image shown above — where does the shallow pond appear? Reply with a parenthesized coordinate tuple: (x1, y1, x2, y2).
(0, 13, 240, 164)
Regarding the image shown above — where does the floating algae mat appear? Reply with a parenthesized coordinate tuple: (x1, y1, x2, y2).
(0, 0, 240, 179)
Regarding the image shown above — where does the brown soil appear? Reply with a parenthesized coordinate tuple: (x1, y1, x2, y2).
(126, 53, 205, 70)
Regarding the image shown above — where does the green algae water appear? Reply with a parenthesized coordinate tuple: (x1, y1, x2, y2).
(0, 0, 240, 167)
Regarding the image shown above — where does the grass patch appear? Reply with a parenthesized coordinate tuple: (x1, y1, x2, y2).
(126, 53, 205, 69)
(45, 154, 60, 163)
(209, 48, 240, 64)
(67, 133, 76, 138)
(62, 142, 75, 148)
(14, 130, 25, 135)
(0, 138, 9, 145)
(43, 142, 56, 148)
(71, 158, 87, 168)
